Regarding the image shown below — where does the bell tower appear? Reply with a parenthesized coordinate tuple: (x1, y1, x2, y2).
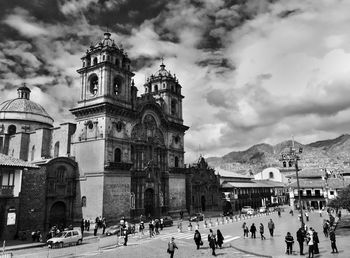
(143, 61, 184, 124)
(76, 32, 134, 108)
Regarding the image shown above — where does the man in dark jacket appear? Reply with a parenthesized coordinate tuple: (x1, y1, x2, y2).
(208, 229, 216, 256)
(250, 223, 257, 238)
(296, 227, 306, 255)
(285, 232, 294, 255)
(329, 227, 338, 253)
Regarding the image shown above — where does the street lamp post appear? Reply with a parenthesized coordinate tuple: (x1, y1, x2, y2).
(280, 139, 304, 227)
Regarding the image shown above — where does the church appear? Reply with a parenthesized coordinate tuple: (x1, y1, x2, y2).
(0, 32, 190, 237)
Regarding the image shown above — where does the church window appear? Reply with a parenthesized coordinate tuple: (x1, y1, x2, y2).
(171, 99, 177, 115)
(115, 59, 119, 67)
(54, 141, 60, 158)
(163, 83, 166, 88)
(269, 172, 274, 179)
(174, 135, 180, 144)
(103, 55, 105, 61)
(283, 161, 286, 167)
(114, 148, 122, 162)
(93, 57, 98, 65)
(154, 85, 158, 92)
(87, 121, 93, 130)
(56, 166, 66, 183)
(82, 196, 87, 207)
(113, 77, 122, 95)
(7, 125, 16, 136)
(31, 145, 35, 161)
(89, 74, 98, 95)
(289, 161, 293, 167)
(174, 156, 179, 168)
(83, 62, 85, 67)
(116, 121, 123, 132)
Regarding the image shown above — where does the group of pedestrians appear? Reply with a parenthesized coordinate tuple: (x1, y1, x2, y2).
(168, 228, 224, 257)
(148, 218, 164, 238)
(242, 219, 274, 240)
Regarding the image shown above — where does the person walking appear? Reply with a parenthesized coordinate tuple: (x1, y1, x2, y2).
(259, 223, 266, 240)
(329, 227, 338, 253)
(216, 229, 224, 248)
(123, 228, 128, 246)
(80, 218, 85, 237)
(193, 230, 202, 249)
(139, 221, 145, 236)
(208, 229, 216, 256)
(149, 221, 154, 238)
(242, 222, 248, 238)
(160, 218, 164, 230)
(250, 223, 256, 238)
(167, 237, 178, 258)
(85, 219, 90, 231)
(306, 229, 314, 258)
(296, 227, 306, 255)
(312, 228, 319, 254)
(268, 219, 275, 237)
(102, 218, 107, 234)
(285, 232, 294, 255)
(93, 222, 98, 236)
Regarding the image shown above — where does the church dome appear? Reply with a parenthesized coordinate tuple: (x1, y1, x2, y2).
(0, 85, 54, 126)
(153, 63, 173, 78)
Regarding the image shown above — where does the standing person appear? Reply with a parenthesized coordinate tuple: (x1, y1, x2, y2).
(306, 229, 314, 258)
(323, 220, 329, 237)
(80, 218, 85, 237)
(84, 220, 89, 231)
(329, 227, 338, 253)
(216, 229, 224, 248)
(244, 223, 249, 238)
(305, 212, 309, 222)
(149, 221, 154, 238)
(160, 218, 164, 230)
(93, 222, 98, 236)
(259, 223, 266, 240)
(167, 237, 178, 258)
(208, 229, 216, 256)
(296, 227, 306, 255)
(155, 220, 160, 235)
(268, 219, 275, 237)
(250, 223, 256, 238)
(242, 222, 247, 238)
(193, 230, 202, 249)
(337, 210, 342, 221)
(102, 218, 107, 234)
(139, 221, 145, 235)
(123, 228, 128, 246)
(312, 229, 319, 254)
(285, 232, 294, 255)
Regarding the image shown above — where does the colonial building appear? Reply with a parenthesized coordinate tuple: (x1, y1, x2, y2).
(185, 156, 220, 214)
(0, 32, 189, 237)
(217, 168, 286, 214)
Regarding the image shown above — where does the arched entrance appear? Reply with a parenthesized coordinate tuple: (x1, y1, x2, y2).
(144, 188, 155, 218)
(201, 195, 206, 211)
(49, 201, 66, 228)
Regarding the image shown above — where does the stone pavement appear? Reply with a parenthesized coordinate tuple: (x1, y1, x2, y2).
(232, 209, 350, 258)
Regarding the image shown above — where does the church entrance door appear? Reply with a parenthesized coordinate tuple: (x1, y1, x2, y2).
(49, 201, 66, 228)
(144, 188, 155, 218)
(201, 195, 206, 211)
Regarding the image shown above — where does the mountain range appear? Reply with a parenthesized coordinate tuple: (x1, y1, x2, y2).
(206, 134, 350, 174)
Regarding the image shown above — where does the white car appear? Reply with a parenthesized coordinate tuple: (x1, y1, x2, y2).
(259, 207, 267, 213)
(246, 208, 255, 215)
(47, 230, 82, 248)
(241, 206, 252, 213)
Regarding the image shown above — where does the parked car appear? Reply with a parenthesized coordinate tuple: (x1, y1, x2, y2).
(246, 208, 256, 215)
(47, 229, 82, 248)
(259, 206, 267, 213)
(159, 216, 173, 227)
(106, 224, 135, 236)
(241, 206, 252, 214)
(189, 213, 204, 222)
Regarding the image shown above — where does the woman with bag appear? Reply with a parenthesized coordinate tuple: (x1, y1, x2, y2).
(193, 230, 202, 249)
(208, 229, 216, 256)
(216, 229, 224, 248)
(167, 237, 178, 258)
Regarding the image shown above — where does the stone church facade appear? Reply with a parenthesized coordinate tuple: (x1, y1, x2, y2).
(0, 32, 189, 235)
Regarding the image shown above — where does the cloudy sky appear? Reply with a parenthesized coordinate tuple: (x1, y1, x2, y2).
(2, 0, 350, 162)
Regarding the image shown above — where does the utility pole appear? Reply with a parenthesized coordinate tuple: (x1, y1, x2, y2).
(281, 138, 304, 227)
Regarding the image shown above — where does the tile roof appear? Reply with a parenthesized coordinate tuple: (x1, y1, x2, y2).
(215, 167, 253, 179)
(0, 154, 39, 168)
(288, 178, 350, 189)
(222, 180, 285, 189)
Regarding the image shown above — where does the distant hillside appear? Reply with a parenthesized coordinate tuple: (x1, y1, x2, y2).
(206, 134, 350, 174)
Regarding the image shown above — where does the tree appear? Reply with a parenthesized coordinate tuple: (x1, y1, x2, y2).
(329, 185, 350, 212)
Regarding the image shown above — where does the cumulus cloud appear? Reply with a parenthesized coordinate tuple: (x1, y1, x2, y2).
(2, 0, 350, 163)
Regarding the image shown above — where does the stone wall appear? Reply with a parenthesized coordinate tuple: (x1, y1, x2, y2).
(103, 174, 131, 223)
(168, 175, 186, 212)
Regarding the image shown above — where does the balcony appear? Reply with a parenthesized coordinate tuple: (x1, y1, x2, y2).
(0, 185, 14, 197)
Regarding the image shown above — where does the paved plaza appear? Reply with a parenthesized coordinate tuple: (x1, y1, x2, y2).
(5, 208, 349, 258)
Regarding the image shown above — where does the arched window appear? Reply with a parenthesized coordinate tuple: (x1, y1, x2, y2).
(113, 77, 122, 95)
(31, 145, 35, 161)
(89, 74, 98, 95)
(289, 161, 293, 167)
(283, 161, 287, 167)
(154, 85, 158, 92)
(82, 196, 87, 207)
(174, 156, 179, 168)
(114, 148, 122, 162)
(171, 99, 177, 115)
(269, 172, 274, 179)
(54, 141, 60, 158)
(7, 125, 16, 136)
(93, 57, 98, 65)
